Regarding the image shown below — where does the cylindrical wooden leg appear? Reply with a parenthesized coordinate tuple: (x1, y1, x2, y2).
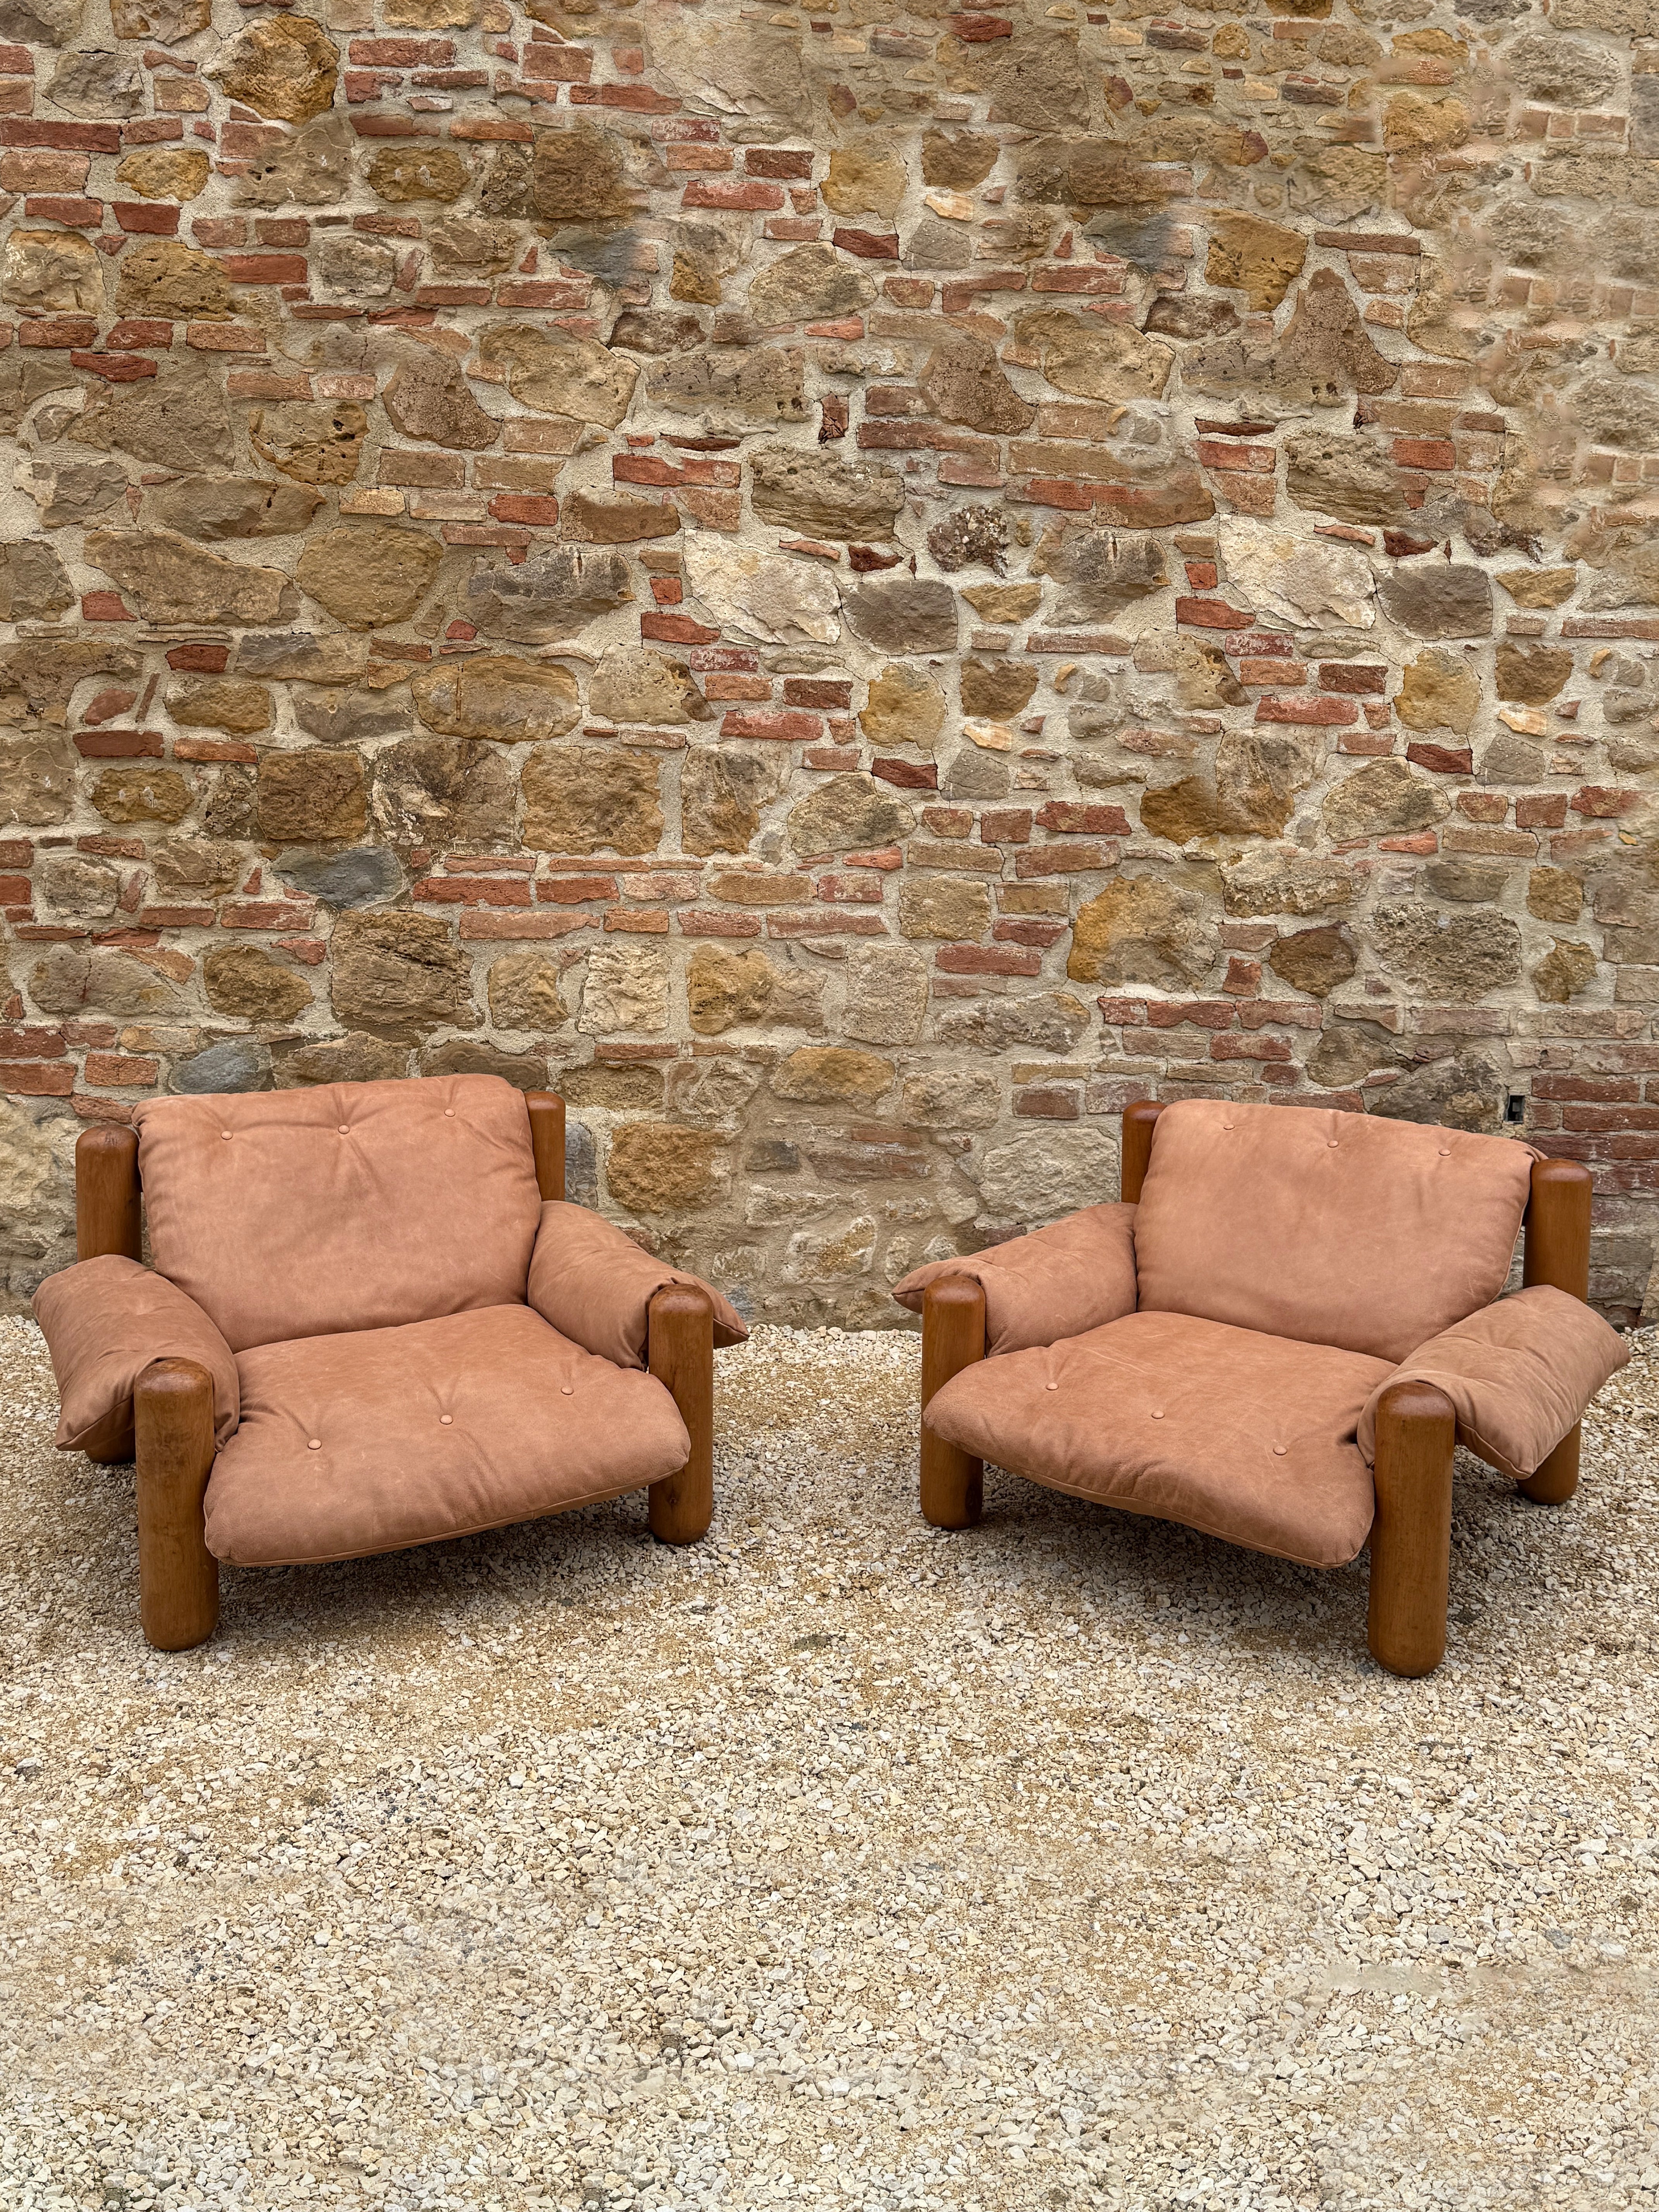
(647, 1283, 714, 1545)
(1519, 1422, 1580, 1506)
(134, 1357, 219, 1653)
(1367, 1379, 1455, 1680)
(921, 1276, 986, 1531)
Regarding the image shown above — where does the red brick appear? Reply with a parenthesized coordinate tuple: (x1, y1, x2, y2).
(1319, 663, 1388, 694)
(1255, 695, 1357, 725)
(643, 613, 721, 644)
(682, 180, 784, 211)
(871, 758, 938, 789)
(73, 729, 163, 758)
(1015, 1085, 1080, 1120)
(1517, 794, 1568, 830)
(166, 643, 230, 673)
(24, 195, 102, 225)
(746, 148, 813, 178)
(720, 709, 820, 742)
(1406, 742, 1473, 774)
(71, 351, 158, 382)
(113, 201, 180, 234)
(782, 678, 852, 708)
(1034, 801, 1130, 835)
(1176, 596, 1255, 629)
(980, 808, 1032, 844)
(833, 227, 899, 259)
(934, 944, 1042, 976)
(0, 119, 121, 151)
(0, 1062, 76, 1096)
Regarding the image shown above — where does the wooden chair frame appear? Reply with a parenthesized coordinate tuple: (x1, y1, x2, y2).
(75, 1090, 715, 1652)
(920, 1096, 1595, 1680)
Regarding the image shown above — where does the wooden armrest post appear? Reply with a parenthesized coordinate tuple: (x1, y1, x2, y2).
(1519, 1157, 1594, 1505)
(921, 1277, 986, 1530)
(647, 1283, 714, 1545)
(1367, 1379, 1455, 1680)
(526, 1091, 567, 1203)
(134, 1358, 219, 1653)
(1120, 1099, 1164, 1205)
(76, 1125, 141, 1263)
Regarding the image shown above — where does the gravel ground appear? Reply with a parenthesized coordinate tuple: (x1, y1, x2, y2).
(2, 1314, 1657, 2212)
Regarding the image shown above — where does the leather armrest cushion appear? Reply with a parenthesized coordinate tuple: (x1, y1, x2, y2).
(32, 1254, 240, 1458)
(527, 1200, 749, 1371)
(891, 1202, 1138, 1356)
(1357, 1284, 1628, 1482)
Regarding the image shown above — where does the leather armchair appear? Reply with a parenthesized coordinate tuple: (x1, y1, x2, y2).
(896, 1099, 1627, 1679)
(33, 1076, 745, 1651)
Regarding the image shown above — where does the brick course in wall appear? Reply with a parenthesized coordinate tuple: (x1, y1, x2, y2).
(2, 0, 1657, 1325)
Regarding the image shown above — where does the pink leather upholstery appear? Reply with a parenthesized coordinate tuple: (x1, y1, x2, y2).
(891, 1203, 1138, 1357)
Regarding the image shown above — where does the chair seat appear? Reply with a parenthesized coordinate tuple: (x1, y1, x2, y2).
(926, 1309, 1396, 1570)
(206, 1304, 692, 1567)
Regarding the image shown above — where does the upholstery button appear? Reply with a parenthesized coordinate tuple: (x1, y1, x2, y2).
(1044, 1381, 1058, 1392)
(445, 1109, 455, 1118)
(439, 1414, 453, 1425)
(1150, 1410, 1164, 1420)
(1327, 1140, 1339, 1148)
(221, 1131, 232, 1140)
(1438, 1147, 1451, 1156)
(560, 1385, 575, 1396)
(307, 1439, 321, 1451)
(1273, 1444, 1287, 1456)
(337, 1125, 350, 1135)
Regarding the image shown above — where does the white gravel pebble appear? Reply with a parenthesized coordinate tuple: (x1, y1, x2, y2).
(2, 1314, 1657, 2212)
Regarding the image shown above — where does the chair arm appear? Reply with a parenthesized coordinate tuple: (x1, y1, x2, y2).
(646, 1284, 714, 1545)
(892, 1202, 1137, 1355)
(32, 1255, 239, 1461)
(526, 1200, 747, 1371)
(1355, 1285, 1627, 1484)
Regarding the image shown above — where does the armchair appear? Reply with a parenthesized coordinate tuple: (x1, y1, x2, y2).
(33, 1075, 746, 1651)
(895, 1099, 1627, 1678)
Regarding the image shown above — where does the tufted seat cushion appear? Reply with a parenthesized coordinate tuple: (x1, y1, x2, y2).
(204, 1304, 692, 1567)
(925, 1309, 1395, 1570)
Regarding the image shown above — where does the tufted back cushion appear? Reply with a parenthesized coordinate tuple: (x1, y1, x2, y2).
(134, 1074, 542, 1353)
(1132, 1099, 1537, 1365)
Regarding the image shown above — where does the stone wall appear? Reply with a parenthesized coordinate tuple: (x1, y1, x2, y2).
(2, 0, 1657, 1325)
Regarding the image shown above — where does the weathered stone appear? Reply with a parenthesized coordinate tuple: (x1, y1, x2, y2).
(0, 641, 142, 729)
(844, 578, 958, 655)
(295, 523, 441, 630)
(257, 749, 368, 843)
(1528, 866, 1584, 924)
(372, 737, 515, 849)
(316, 234, 396, 299)
(579, 941, 668, 1034)
(148, 476, 323, 543)
(70, 361, 233, 473)
(900, 875, 991, 941)
(429, 216, 521, 275)
(43, 856, 118, 918)
(0, 541, 73, 625)
(1495, 642, 1573, 704)
(1220, 848, 1356, 917)
(1372, 903, 1522, 997)
(236, 632, 370, 686)
(531, 123, 642, 225)
(562, 491, 680, 545)
(1322, 759, 1449, 843)
(787, 773, 914, 858)
(860, 665, 946, 752)
(839, 942, 928, 1047)
(411, 654, 582, 745)
(1396, 649, 1480, 735)
(1377, 564, 1493, 640)
(1306, 1020, 1401, 1090)
(331, 911, 475, 1041)
(1192, 268, 1396, 408)
(589, 647, 710, 727)
(750, 448, 905, 542)
(0, 735, 75, 826)
(385, 0, 477, 24)
(278, 846, 402, 909)
(1031, 527, 1166, 620)
(1425, 860, 1511, 904)
(823, 145, 907, 220)
(748, 245, 876, 330)
(1144, 294, 1241, 341)
(986, 33, 1089, 130)
(250, 401, 369, 486)
(684, 538, 839, 646)
(480, 322, 637, 428)
(522, 745, 662, 856)
(384, 354, 497, 450)
(109, 0, 208, 35)
(151, 837, 242, 896)
(922, 130, 998, 189)
(485, 952, 568, 1034)
(1015, 310, 1173, 403)
(420, 1040, 546, 1091)
(1383, 93, 1470, 153)
(1142, 732, 1322, 848)
(1284, 431, 1407, 527)
(904, 218, 973, 272)
(772, 1047, 894, 1105)
(1, 229, 101, 314)
(1532, 939, 1599, 1005)
(173, 1041, 269, 1095)
(902, 1069, 1000, 1130)
(1069, 875, 1212, 985)
(86, 529, 295, 626)
(29, 945, 180, 1019)
(607, 1123, 725, 1214)
(1205, 213, 1307, 311)
(1496, 567, 1578, 609)
(1269, 924, 1356, 998)
(974, 1127, 1118, 1223)
(566, 1065, 664, 1112)
(647, 347, 807, 428)
(926, 505, 1010, 575)
(210, 15, 339, 125)
(116, 240, 232, 322)
(366, 144, 469, 204)
(1370, 1051, 1506, 1135)
(959, 660, 1038, 721)
(467, 546, 634, 645)
(167, 680, 273, 735)
(934, 991, 1089, 1056)
(1480, 731, 1547, 785)
(237, 112, 356, 211)
(48, 50, 142, 117)
(275, 1033, 408, 1089)
(919, 336, 1035, 435)
(203, 944, 313, 1024)
(681, 747, 788, 857)
(204, 765, 255, 840)
(688, 944, 776, 1034)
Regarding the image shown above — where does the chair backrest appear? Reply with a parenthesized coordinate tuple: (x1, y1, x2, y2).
(133, 1074, 542, 1353)
(1132, 1099, 1537, 1364)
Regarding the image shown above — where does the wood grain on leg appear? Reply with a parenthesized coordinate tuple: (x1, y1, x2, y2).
(1519, 1156, 1594, 1505)
(76, 1125, 141, 1263)
(1367, 1378, 1455, 1680)
(1120, 1100, 1164, 1205)
(647, 1283, 714, 1545)
(526, 1091, 567, 1204)
(921, 1276, 986, 1530)
(134, 1357, 219, 1653)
